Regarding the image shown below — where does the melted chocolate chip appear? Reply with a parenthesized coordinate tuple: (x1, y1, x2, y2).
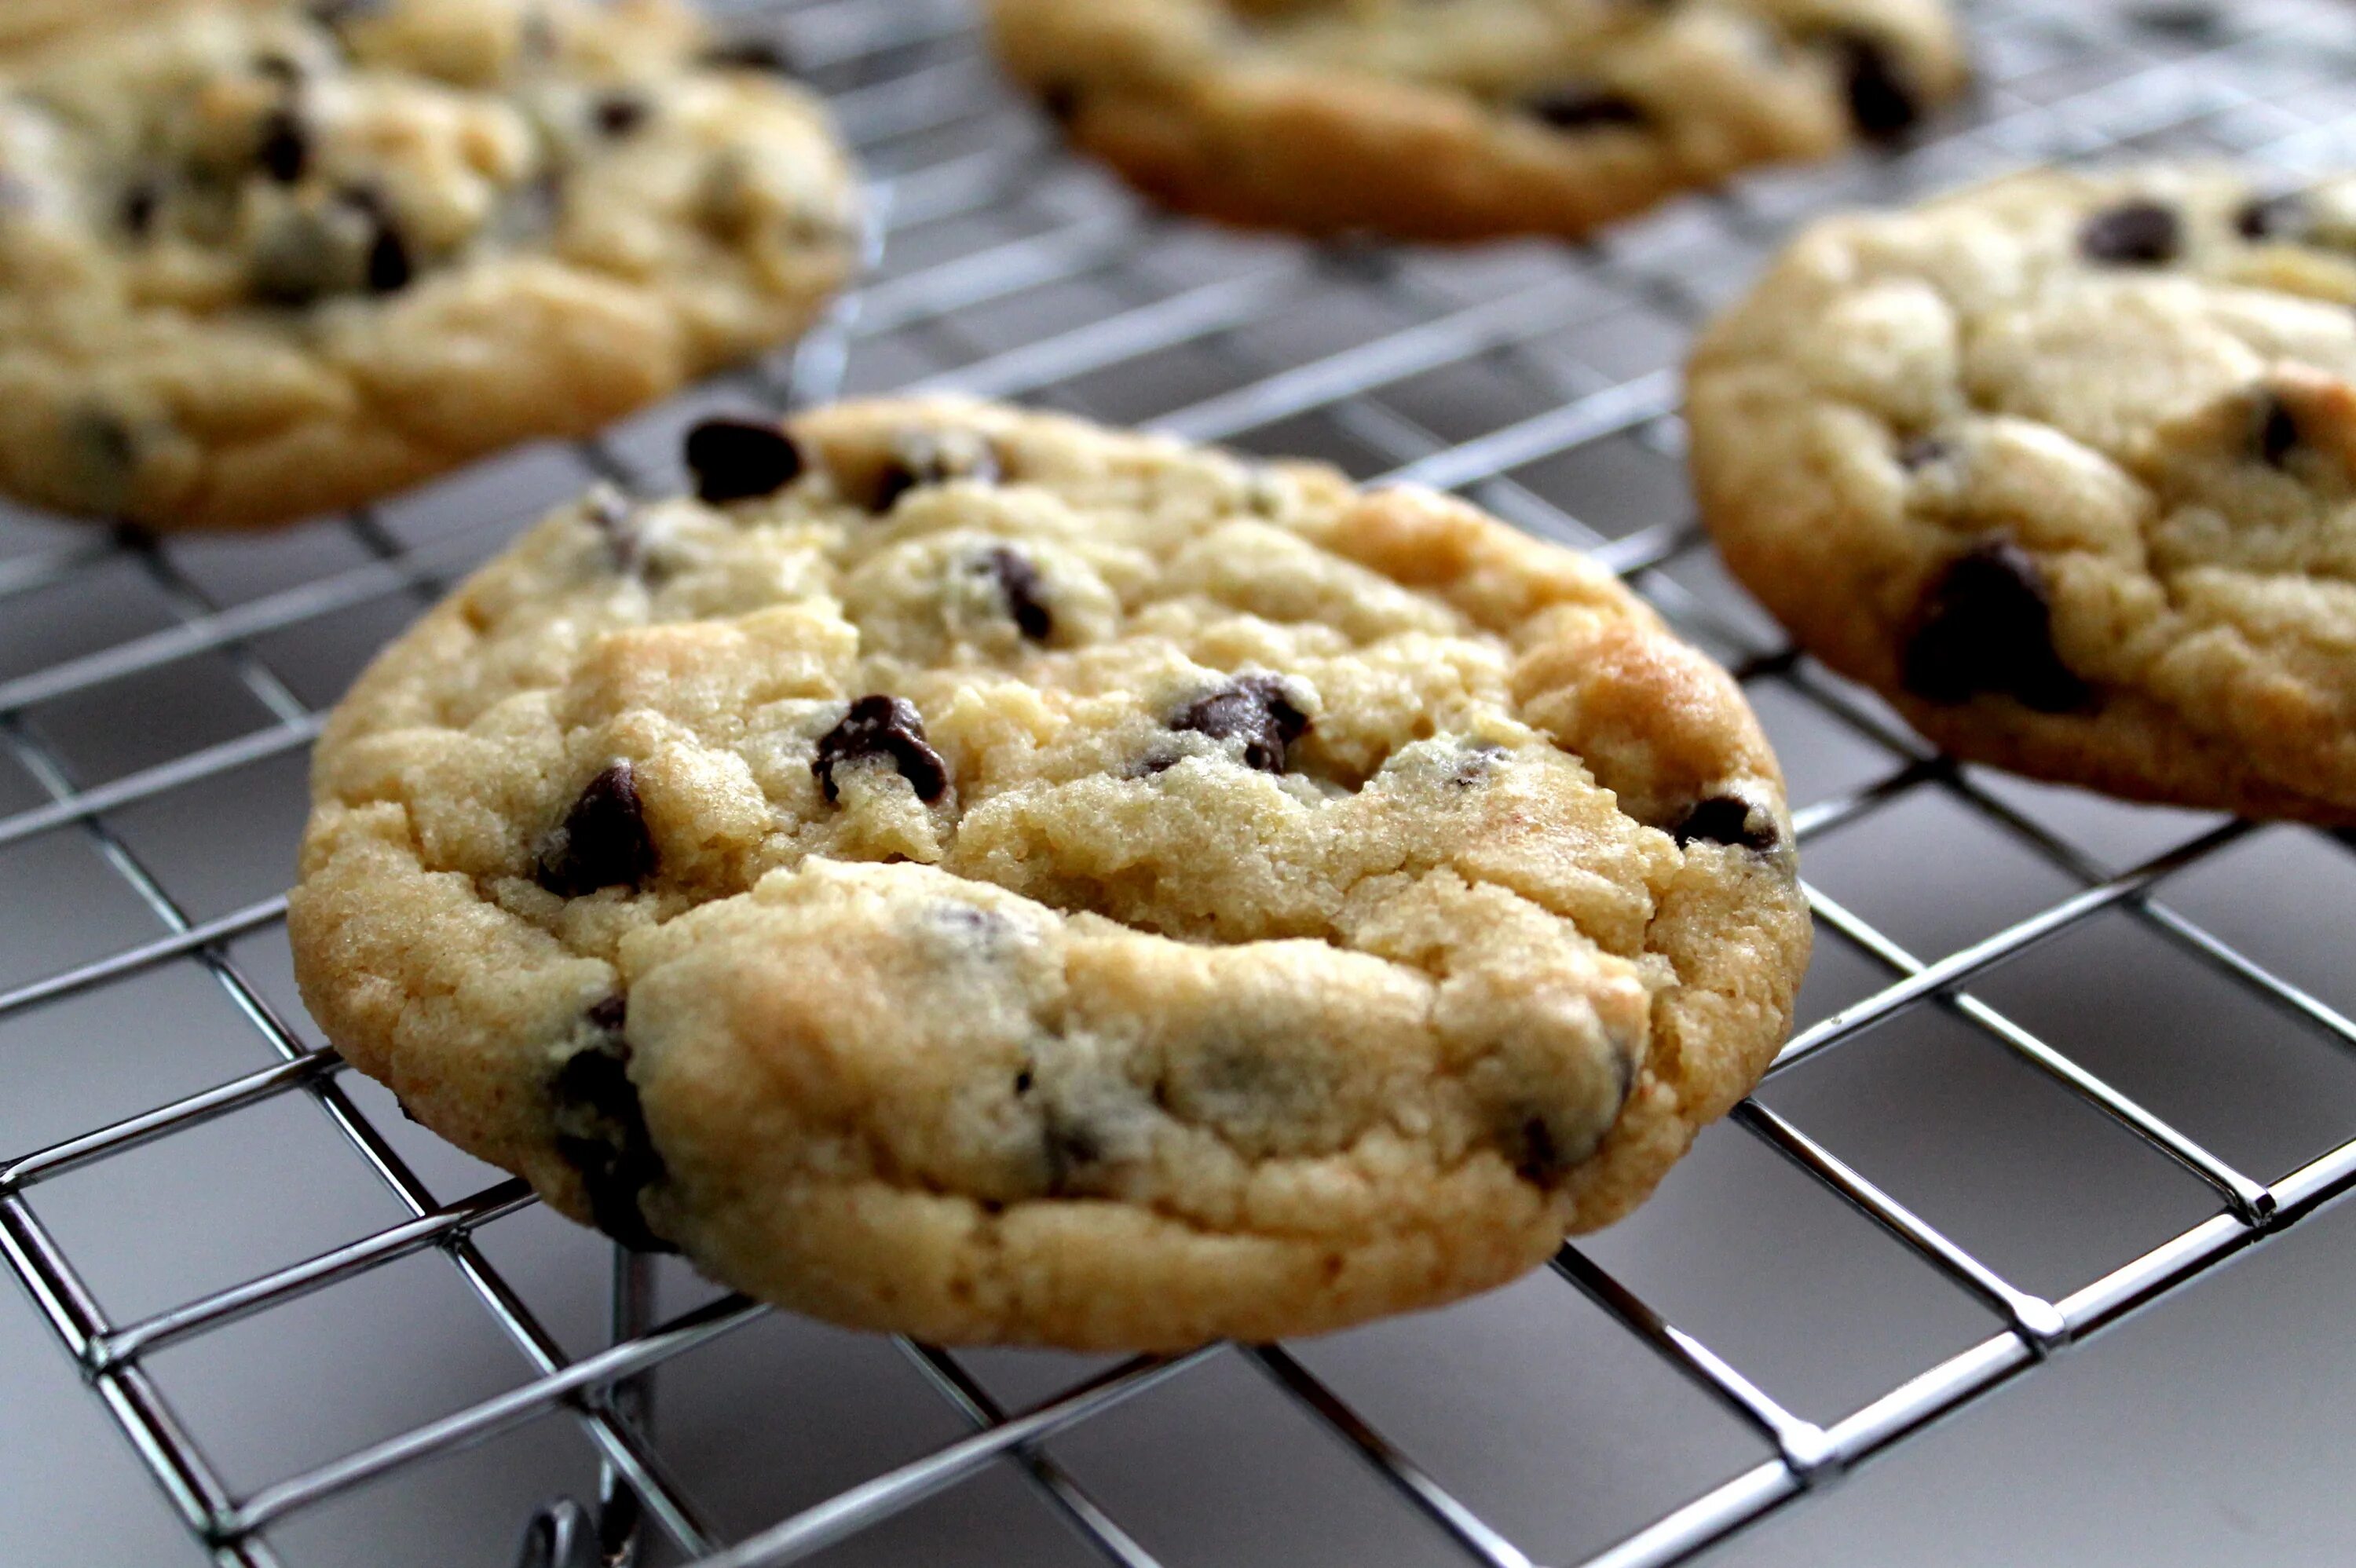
(594, 93, 649, 137)
(2237, 191, 2311, 243)
(1673, 795, 1780, 852)
(1172, 675, 1309, 774)
(2258, 394, 2299, 467)
(1836, 31, 1922, 144)
(982, 547, 1052, 641)
(1509, 1115, 1565, 1186)
(2079, 199, 2182, 265)
(364, 221, 411, 292)
(1901, 541, 2092, 714)
(551, 1008, 675, 1253)
(814, 695, 949, 804)
(256, 109, 310, 184)
(536, 762, 658, 897)
(705, 37, 799, 75)
(121, 180, 160, 238)
(684, 418, 803, 504)
(1523, 85, 1649, 131)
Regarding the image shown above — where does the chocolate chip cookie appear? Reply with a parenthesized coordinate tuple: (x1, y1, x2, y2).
(1690, 166, 2356, 825)
(287, 398, 1811, 1350)
(985, 0, 1966, 241)
(0, 0, 856, 532)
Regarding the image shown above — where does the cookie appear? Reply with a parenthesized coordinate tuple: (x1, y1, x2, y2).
(984, 0, 1967, 241)
(287, 397, 1811, 1351)
(1689, 166, 2356, 826)
(0, 0, 856, 532)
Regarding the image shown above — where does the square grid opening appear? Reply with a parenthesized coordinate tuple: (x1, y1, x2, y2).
(6, 2, 2356, 1565)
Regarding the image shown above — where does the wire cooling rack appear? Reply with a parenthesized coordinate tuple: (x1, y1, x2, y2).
(8, 1, 2356, 1564)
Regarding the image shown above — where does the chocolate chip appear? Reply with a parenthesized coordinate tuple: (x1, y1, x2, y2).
(594, 93, 649, 137)
(121, 180, 160, 238)
(869, 430, 1002, 514)
(2257, 395, 2300, 466)
(684, 418, 803, 505)
(1900, 541, 2092, 713)
(256, 109, 311, 184)
(1836, 31, 1922, 144)
(2237, 192, 2311, 243)
(551, 1008, 675, 1253)
(1039, 82, 1082, 125)
(1509, 1115, 1564, 1186)
(2079, 200, 2182, 265)
(981, 547, 1052, 641)
(1014, 1069, 1035, 1095)
(705, 37, 799, 75)
(364, 221, 411, 292)
(814, 696, 949, 804)
(1673, 795, 1780, 852)
(536, 762, 658, 897)
(1897, 434, 1955, 470)
(1522, 85, 1649, 131)
(1172, 675, 1309, 774)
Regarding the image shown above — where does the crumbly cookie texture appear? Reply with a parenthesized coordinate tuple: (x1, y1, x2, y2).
(1690, 166, 2356, 825)
(984, 0, 1966, 241)
(289, 398, 1809, 1350)
(0, 0, 854, 532)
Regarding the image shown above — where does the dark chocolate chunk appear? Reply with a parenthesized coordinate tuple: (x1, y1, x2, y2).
(593, 92, 649, 137)
(1835, 31, 1922, 144)
(1522, 85, 1649, 131)
(551, 1011, 675, 1253)
(364, 221, 412, 292)
(1673, 795, 1780, 852)
(121, 180, 161, 237)
(705, 37, 800, 75)
(1510, 1115, 1564, 1186)
(684, 418, 803, 504)
(2079, 199, 2182, 265)
(1900, 541, 2092, 713)
(256, 109, 311, 184)
(2258, 394, 2299, 467)
(1172, 675, 1309, 774)
(536, 762, 658, 897)
(814, 695, 949, 804)
(2236, 191, 2311, 243)
(982, 546, 1052, 641)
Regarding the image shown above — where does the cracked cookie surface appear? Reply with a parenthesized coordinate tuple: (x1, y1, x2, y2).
(0, 0, 855, 532)
(985, 0, 1965, 240)
(289, 397, 1810, 1350)
(1690, 166, 2356, 824)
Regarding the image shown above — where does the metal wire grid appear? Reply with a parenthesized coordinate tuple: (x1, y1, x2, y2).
(5, 0, 2356, 1563)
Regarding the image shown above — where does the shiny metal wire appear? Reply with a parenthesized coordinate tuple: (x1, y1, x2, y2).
(5, 2, 2356, 1565)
